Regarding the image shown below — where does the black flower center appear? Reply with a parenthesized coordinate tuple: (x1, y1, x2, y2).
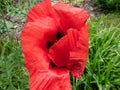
(47, 31, 64, 49)
(56, 31, 64, 40)
(47, 42, 53, 49)
(50, 61, 56, 68)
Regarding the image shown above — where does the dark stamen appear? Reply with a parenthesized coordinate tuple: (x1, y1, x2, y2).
(56, 31, 64, 40)
(47, 42, 53, 49)
(50, 61, 56, 67)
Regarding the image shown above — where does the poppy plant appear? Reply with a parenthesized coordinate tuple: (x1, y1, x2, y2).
(21, 0, 89, 90)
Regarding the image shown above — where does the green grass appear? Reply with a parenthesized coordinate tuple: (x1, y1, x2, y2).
(63, 0, 83, 5)
(0, 0, 120, 90)
(0, 0, 39, 33)
(0, 38, 29, 90)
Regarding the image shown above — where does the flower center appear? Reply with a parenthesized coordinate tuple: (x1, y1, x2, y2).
(47, 42, 53, 49)
(56, 31, 64, 40)
(50, 61, 56, 67)
(47, 31, 64, 49)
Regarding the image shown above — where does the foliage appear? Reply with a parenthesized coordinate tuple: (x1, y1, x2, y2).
(0, 0, 41, 34)
(0, 0, 12, 13)
(0, 38, 29, 90)
(0, 0, 39, 13)
(95, 0, 120, 10)
(63, 0, 83, 5)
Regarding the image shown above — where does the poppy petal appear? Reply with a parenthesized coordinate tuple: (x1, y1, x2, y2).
(49, 28, 79, 67)
(49, 34, 69, 67)
(30, 68, 71, 90)
(68, 24, 89, 79)
(49, 26, 88, 79)
(53, 2, 89, 32)
(26, 0, 61, 28)
(21, 17, 57, 73)
(26, 2, 50, 23)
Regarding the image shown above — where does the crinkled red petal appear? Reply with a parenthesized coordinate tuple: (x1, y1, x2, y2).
(49, 33, 70, 67)
(49, 25, 88, 79)
(21, 17, 57, 73)
(26, 1, 61, 28)
(26, 2, 50, 23)
(53, 2, 89, 33)
(68, 24, 89, 79)
(30, 68, 71, 90)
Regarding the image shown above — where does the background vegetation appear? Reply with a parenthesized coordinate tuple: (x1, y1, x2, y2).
(95, 0, 120, 10)
(0, 0, 120, 90)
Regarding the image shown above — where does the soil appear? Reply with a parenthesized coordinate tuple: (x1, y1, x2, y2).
(1, 16, 23, 41)
(1, 0, 107, 41)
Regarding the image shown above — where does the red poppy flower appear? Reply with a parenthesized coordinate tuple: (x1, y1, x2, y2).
(21, 0, 89, 90)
